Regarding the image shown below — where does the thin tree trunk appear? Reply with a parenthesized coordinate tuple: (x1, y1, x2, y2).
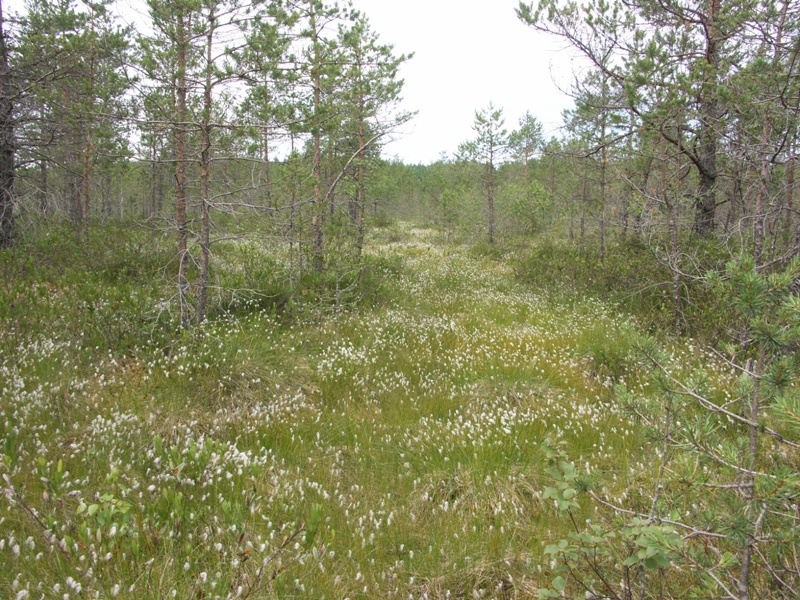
(101, 172, 110, 218)
(663, 135, 682, 333)
(725, 134, 742, 236)
(488, 151, 495, 244)
(580, 165, 588, 247)
(738, 350, 764, 600)
(156, 160, 164, 218)
(754, 1, 787, 264)
(68, 171, 80, 224)
(785, 147, 795, 247)
(753, 117, 771, 266)
(148, 125, 158, 219)
(355, 96, 366, 256)
(81, 132, 92, 232)
(263, 125, 271, 203)
(175, 8, 191, 329)
(289, 135, 298, 288)
(569, 199, 574, 242)
(196, 3, 215, 326)
(310, 0, 324, 272)
(262, 72, 271, 206)
(81, 10, 96, 240)
(599, 78, 607, 261)
(693, 0, 721, 236)
(621, 118, 634, 242)
(39, 159, 48, 215)
(599, 145, 606, 261)
(64, 88, 81, 225)
(0, 0, 11, 249)
(355, 155, 365, 254)
(525, 148, 535, 232)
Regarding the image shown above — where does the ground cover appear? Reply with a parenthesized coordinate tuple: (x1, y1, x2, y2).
(0, 223, 734, 599)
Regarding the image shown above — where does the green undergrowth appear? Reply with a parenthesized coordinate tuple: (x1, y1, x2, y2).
(514, 236, 728, 340)
(0, 221, 739, 599)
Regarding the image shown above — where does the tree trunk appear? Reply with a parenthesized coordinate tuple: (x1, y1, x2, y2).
(785, 147, 795, 247)
(753, 117, 771, 266)
(662, 135, 682, 333)
(156, 161, 164, 219)
(81, 11, 96, 240)
(263, 124, 271, 204)
(754, 2, 788, 264)
(149, 126, 158, 219)
(175, 8, 191, 329)
(289, 135, 298, 288)
(68, 171, 80, 224)
(738, 350, 765, 600)
(725, 152, 742, 235)
(0, 15, 10, 249)
(599, 78, 607, 261)
(692, 0, 721, 236)
(309, 0, 324, 272)
(569, 199, 574, 242)
(599, 145, 606, 261)
(39, 159, 48, 216)
(0, 0, 11, 250)
(355, 93, 366, 257)
(621, 120, 634, 242)
(488, 151, 495, 244)
(196, 4, 215, 326)
(580, 166, 588, 247)
(101, 172, 110, 218)
(262, 72, 271, 206)
(694, 151, 717, 236)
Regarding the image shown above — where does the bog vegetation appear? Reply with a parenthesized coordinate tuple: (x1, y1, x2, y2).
(1, 0, 800, 599)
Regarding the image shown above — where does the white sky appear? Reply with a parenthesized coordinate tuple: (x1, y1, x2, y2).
(348, 0, 576, 164)
(5, 0, 576, 165)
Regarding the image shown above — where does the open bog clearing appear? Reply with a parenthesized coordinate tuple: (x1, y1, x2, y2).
(0, 223, 732, 599)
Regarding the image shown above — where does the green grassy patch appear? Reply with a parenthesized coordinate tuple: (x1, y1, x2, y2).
(0, 222, 738, 599)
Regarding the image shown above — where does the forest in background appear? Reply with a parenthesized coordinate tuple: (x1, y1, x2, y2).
(2, 0, 800, 598)
(0, 0, 799, 330)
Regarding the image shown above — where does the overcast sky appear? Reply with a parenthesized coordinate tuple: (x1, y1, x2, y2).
(6, 0, 577, 165)
(347, 0, 576, 164)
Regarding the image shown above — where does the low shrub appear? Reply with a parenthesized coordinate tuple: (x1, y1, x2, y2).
(514, 236, 729, 339)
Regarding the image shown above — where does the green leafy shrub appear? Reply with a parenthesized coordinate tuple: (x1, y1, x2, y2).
(0, 222, 173, 351)
(542, 256, 800, 599)
(576, 322, 632, 382)
(514, 236, 728, 339)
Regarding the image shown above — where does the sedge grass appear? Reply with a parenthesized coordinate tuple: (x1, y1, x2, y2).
(0, 222, 738, 599)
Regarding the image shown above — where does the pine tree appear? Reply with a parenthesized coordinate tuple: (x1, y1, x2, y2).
(0, 0, 14, 248)
(13, 0, 130, 233)
(509, 110, 543, 188)
(517, 0, 745, 236)
(335, 12, 411, 255)
(458, 102, 508, 244)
